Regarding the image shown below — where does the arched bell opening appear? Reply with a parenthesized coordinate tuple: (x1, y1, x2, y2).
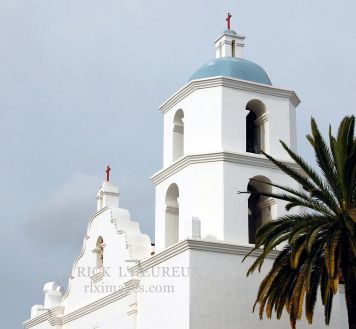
(245, 99, 268, 154)
(172, 109, 184, 161)
(165, 183, 179, 247)
(247, 176, 276, 244)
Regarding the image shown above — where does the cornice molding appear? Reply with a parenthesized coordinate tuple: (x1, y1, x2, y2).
(23, 306, 64, 329)
(24, 280, 140, 328)
(131, 239, 279, 275)
(23, 312, 50, 328)
(214, 33, 246, 44)
(96, 191, 119, 199)
(159, 76, 300, 114)
(151, 151, 300, 185)
(62, 279, 140, 325)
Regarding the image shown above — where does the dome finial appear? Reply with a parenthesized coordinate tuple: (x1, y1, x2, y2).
(226, 13, 232, 30)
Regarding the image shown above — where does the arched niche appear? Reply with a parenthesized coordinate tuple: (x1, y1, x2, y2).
(245, 99, 268, 154)
(172, 109, 184, 161)
(165, 183, 179, 247)
(247, 176, 276, 244)
(93, 236, 104, 269)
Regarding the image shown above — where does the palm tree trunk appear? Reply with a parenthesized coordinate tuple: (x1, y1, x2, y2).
(345, 277, 356, 329)
(343, 249, 356, 329)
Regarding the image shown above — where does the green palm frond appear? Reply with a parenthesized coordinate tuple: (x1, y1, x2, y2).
(307, 118, 342, 207)
(278, 139, 339, 211)
(243, 115, 356, 328)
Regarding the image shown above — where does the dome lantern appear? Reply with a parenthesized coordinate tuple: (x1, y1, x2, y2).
(215, 30, 245, 59)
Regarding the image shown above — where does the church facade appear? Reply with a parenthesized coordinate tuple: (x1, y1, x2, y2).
(24, 24, 347, 329)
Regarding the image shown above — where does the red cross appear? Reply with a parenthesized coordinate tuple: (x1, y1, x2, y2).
(226, 13, 232, 30)
(106, 165, 111, 182)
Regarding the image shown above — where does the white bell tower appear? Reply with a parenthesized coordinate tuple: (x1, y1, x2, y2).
(152, 23, 301, 252)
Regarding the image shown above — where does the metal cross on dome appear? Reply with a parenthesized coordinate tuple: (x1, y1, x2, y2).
(105, 165, 111, 182)
(226, 13, 232, 30)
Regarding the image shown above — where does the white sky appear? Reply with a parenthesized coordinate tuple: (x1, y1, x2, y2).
(1, 0, 355, 327)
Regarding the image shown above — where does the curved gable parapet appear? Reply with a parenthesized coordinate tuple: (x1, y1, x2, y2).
(111, 208, 152, 260)
(62, 203, 152, 312)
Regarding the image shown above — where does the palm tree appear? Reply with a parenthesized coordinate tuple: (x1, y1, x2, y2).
(243, 116, 356, 328)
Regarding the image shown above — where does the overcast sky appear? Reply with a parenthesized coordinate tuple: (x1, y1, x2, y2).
(1, 0, 356, 327)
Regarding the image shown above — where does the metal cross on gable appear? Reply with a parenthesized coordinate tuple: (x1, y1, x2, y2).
(106, 165, 111, 182)
(226, 13, 232, 30)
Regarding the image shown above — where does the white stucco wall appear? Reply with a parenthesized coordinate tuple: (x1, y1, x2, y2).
(62, 296, 135, 329)
(136, 249, 191, 329)
(154, 162, 224, 251)
(137, 240, 345, 329)
(163, 86, 223, 167)
(187, 242, 341, 329)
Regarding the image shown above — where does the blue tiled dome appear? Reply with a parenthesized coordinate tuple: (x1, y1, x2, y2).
(189, 57, 272, 85)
